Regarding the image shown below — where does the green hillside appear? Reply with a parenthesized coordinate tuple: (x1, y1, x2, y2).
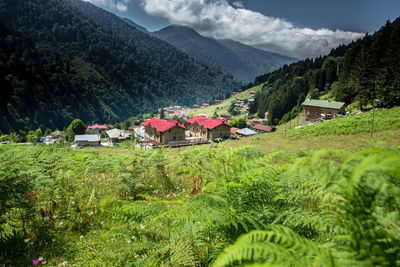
(181, 83, 265, 118)
(249, 18, 400, 125)
(1, 107, 399, 265)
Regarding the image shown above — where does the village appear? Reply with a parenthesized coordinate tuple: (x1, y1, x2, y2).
(0, 87, 346, 148)
(65, 94, 346, 149)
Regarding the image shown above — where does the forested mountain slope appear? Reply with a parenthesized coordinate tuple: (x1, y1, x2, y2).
(0, 0, 240, 133)
(249, 19, 400, 125)
(153, 25, 296, 83)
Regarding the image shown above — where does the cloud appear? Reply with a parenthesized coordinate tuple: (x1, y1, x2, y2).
(84, 0, 129, 13)
(140, 0, 364, 58)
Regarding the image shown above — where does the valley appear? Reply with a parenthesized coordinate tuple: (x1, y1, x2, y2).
(1, 0, 400, 266)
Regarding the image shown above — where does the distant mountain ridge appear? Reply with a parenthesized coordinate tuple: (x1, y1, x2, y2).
(152, 25, 297, 83)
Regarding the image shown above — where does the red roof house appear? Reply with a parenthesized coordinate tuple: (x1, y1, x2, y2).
(142, 118, 186, 144)
(87, 124, 107, 132)
(187, 117, 231, 140)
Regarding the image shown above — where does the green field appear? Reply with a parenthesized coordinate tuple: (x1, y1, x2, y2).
(1, 107, 400, 266)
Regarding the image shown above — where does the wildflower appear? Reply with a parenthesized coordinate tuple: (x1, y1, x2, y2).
(182, 189, 186, 193)
(88, 211, 93, 216)
(43, 216, 50, 221)
(80, 235, 84, 240)
(101, 221, 104, 225)
(52, 215, 56, 219)
(131, 236, 136, 240)
(72, 201, 75, 205)
(139, 224, 145, 230)
(52, 238, 56, 242)
(39, 257, 43, 261)
(59, 221, 63, 227)
(24, 238, 30, 243)
(127, 240, 132, 244)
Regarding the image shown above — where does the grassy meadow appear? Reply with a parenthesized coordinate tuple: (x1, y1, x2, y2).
(1, 107, 400, 266)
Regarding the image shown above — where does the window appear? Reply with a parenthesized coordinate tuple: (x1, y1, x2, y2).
(316, 112, 319, 116)
(306, 111, 310, 116)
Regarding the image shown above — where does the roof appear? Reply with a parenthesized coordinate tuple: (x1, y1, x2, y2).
(142, 118, 186, 132)
(202, 118, 230, 129)
(75, 134, 100, 142)
(301, 99, 345, 110)
(236, 128, 257, 136)
(106, 129, 129, 139)
(252, 124, 272, 132)
(88, 124, 107, 130)
(187, 115, 208, 124)
(128, 125, 139, 131)
(230, 127, 239, 135)
(188, 116, 230, 130)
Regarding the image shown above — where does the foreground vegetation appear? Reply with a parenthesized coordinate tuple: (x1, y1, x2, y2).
(1, 108, 400, 266)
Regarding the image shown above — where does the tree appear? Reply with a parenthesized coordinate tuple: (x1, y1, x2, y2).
(69, 119, 86, 135)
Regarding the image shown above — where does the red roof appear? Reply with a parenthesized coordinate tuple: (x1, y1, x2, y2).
(187, 115, 208, 124)
(142, 118, 186, 132)
(252, 124, 272, 132)
(88, 124, 107, 130)
(188, 116, 230, 129)
(202, 118, 230, 129)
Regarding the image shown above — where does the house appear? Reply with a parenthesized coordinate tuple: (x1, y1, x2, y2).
(142, 118, 186, 145)
(87, 124, 107, 133)
(106, 129, 130, 145)
(302, 99, 345, 124)
(74, 134, 100, 147)
(187, 116, 231, 141)
(236, 128, 257, 137)
(192, 104, 200, 109)
(252, 124, 273, 133)
(202, 103, 209, 108)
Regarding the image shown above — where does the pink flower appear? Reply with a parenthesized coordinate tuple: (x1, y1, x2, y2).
(33, 259, 40, 264)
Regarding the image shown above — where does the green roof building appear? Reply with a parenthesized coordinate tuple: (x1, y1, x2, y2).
(301, 99, 345, 124)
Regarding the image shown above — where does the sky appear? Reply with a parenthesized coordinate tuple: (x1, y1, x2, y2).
(83, 0, 400, 59)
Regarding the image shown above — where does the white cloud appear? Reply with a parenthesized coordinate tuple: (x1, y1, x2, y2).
(84, 0, 128, 13)
(141, 0, 364, 58)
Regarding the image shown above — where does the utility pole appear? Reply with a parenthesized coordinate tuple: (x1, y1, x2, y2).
(371, 99, 375, 137)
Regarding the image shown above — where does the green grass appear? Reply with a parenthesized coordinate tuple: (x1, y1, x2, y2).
(281, 106, 400, 138)
(1, 106, 400, 266)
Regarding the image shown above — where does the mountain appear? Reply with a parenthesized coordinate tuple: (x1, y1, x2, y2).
(122, 18, 148, 33)
(249, 18, 400, 125)
(0, 0, 240, 133)
(152, 25, 296, 83)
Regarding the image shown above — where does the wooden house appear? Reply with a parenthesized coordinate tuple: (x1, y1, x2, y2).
(187, 116, 231, 141)
(302, 99, 345, 124)
(142, 118, 186, 145)
(106, 129, 130, 145)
